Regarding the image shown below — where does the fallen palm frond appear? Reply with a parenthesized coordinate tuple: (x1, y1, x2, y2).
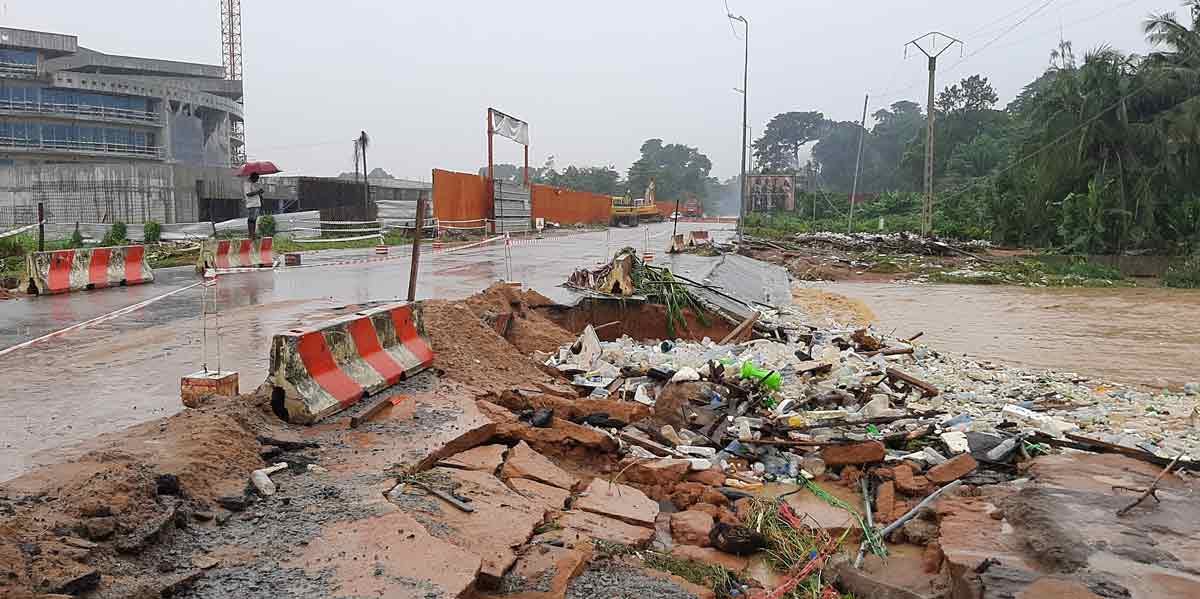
(803, 478, 886, 559)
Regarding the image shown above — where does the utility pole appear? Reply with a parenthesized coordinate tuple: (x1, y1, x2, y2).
(905, 32, 962, 237)
(357, 131, 371, 219)
(847, 93, 869, 234)
(728, 12, 749, 243)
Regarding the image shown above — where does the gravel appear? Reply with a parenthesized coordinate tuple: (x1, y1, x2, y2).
(566, 561, 698, 599)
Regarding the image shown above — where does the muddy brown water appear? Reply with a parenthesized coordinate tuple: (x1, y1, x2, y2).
(823, 282, 1200, 390)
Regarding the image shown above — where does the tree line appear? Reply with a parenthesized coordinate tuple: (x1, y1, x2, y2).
(753, 4, 1200, 254)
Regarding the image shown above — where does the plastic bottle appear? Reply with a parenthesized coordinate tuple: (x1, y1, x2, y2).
(740, 361, 782, 391)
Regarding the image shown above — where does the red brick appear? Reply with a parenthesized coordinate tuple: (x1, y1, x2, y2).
(922, 541, 944, 573)
(841, 465, 863, 486)
(893, 464, 932, 496)
(926, 453, 978, 484)
(875, 481, 896, 524)
(821, 441, 886, 466)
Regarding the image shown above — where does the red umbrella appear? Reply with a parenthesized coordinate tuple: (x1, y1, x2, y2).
(234, 161, 283, 177)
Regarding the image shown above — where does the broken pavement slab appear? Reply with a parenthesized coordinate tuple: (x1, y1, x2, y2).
(555, 510, 657, 549)
(480, 544, 592, 599)
(389, 467, 551, 583)
(574, 479, 660, 528)
(292, 510, 482, 599)
(441, 444, 509, 472)
(478, 400, 618, 456)
(510, 477, 572, 511)
(937, 453, 1200, 599)
(501, 440, 579, 490)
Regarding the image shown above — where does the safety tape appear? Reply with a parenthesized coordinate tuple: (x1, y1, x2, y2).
(0, 221, 44, 239)
(290, 233, 383, 243)
(0, 281, 203, 357)
(204, 235, 506, 276)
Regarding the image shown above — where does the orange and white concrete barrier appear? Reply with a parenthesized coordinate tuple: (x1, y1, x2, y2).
(269, 302, 435, 424)
(198, 237, 274, 271)
(686, 230, 712, 246)
(25, 245, 154, 295)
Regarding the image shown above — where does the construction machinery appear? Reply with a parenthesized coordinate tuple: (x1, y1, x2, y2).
(610, 181, 664, 226)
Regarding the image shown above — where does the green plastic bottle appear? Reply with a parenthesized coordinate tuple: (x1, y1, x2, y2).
(740, 361, 781, 390)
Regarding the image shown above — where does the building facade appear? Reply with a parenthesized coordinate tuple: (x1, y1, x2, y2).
(0, 26, 244, 168)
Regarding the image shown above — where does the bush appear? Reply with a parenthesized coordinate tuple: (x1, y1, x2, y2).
(257, 214, 277, 238)
(0, 236, 23, 260)
(1164, 255, 1200, 289)
(101, 221, 128, 247)
(143, 221, 162, 243)
(69, 223, 84, 248)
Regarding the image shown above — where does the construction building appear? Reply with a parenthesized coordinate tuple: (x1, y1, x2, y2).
(0, 26, 244, 228)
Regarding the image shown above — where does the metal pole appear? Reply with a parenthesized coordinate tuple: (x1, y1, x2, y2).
(37, 202, 44, 251)
(672, 196, 681, 238)
(904, 32, 961, 237)
(924, 57, 936, 237)
(847, 93, 869, 234)
(360, 131, 370, 220)
(487, 109, 495, 234)
(730, 14, 749, 244)
(407, 195, 425, 302)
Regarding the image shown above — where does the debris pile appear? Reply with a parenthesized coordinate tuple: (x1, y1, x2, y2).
(529, 301, 1200, 594)
(745, 231, 991, 256)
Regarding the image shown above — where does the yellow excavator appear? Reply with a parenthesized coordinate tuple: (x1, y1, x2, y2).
(610, 181, 664, 226)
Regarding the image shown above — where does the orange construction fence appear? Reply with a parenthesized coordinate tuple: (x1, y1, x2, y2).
(531, 184, 612, 225)
(432, 169, 491, 225)
(431, 169, 617, 227)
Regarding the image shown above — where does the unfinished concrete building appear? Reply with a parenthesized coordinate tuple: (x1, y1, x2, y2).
(0, 26, 243, 228)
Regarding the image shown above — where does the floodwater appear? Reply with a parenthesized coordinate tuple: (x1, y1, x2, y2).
(824, 281, 1200, 390)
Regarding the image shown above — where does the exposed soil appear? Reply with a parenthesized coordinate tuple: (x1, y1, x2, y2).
(462, 283, 576, 354)
(420, 299, 564, 395)
(540, 299, 739, 343)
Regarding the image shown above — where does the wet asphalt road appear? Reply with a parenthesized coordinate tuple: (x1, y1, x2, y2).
(0, 222, 733, 481)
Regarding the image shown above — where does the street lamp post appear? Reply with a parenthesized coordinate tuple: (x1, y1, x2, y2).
(729, 12, 748, 243)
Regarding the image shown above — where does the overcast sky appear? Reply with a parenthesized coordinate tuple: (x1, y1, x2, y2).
(3, 0, 1183, 180)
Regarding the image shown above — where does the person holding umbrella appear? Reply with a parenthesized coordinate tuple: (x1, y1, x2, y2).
(243, 173, 265, 238)
(234, 161, 282, 239)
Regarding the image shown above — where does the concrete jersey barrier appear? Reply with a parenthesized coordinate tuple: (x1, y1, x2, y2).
(269, 302, 435, 423)
(686, 230, 712, 246)
(25, 245, 154, 295)
(198, 237, 274, 270)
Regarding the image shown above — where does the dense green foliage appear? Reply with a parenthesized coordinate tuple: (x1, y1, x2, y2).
(257, 214, 277, 238)
(1164, 255, 1200, 287)
(143, 221, 162, 243)
(101, 222, 127, 247)
(753, 4, 1200, 255)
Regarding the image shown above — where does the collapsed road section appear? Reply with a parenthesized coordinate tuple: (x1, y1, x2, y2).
(1, 249, 1198, 599)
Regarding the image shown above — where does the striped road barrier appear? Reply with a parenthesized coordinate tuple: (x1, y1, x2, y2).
(268, 302, 435, 424)
(25, 245, 154, 295)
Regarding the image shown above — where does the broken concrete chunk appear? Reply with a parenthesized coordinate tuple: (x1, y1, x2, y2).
(1001, 404, 1079, 438)
(940, 431, 970, 455)
(558, 510, 657, 548)
(500, 440, 578, 490)
(677, 445, 717, 459)
(250, 462, 288, 496)
(575, 479, 659, 528)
